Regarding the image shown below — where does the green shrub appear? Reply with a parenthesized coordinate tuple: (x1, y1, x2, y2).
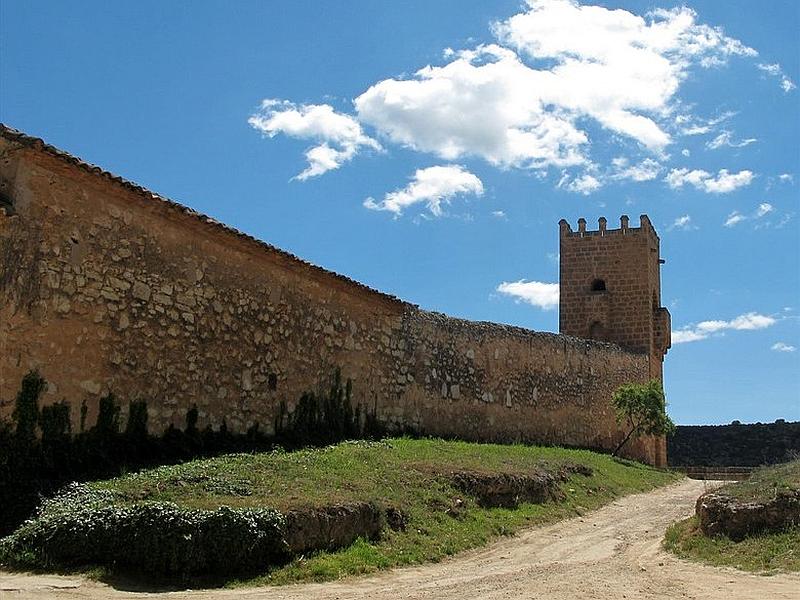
(0, 368, 385, 537)
(0, 483, 288, 578)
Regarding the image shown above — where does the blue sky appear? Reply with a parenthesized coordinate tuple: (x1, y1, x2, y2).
(2, 0, 798, 424)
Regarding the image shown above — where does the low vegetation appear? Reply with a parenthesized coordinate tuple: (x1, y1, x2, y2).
(664, 460, 800, 573)
(0, 369, 383, 537)
(664, 516, 800, 573)
(717, 459, 800, 504)
(1, 438, 680, 586)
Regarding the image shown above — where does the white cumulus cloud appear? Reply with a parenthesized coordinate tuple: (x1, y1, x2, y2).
(757, 63, 796, 93)
(496, 279, 559, 310)
(248, 100, 381, 180)
(558, 171, 602, 195)
(756, 202, 774, 217)
(354, 1, 757, 173)
(757, 63, 781, 76)
(672, 311, 777, 344)
(668, 214, 695, 231)
(724, 211, 746, 227)
(252, 1, 766, 191)
(364, 165, 484, 216)
(665, 168, 754, 193)
(611, 157, 662, 181)
(675, 111, 736, 136)
(723, 203, 776, 227)
(705, 131, 757, 150)
(356, 45, 589, 170)
(494, 1, 754, 148)
(771, 342, 796, 352)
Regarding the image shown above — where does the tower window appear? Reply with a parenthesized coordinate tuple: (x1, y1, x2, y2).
(0, 191, 14, 215)
(590, 279, 606, 292)
(589, 321, 606, 341)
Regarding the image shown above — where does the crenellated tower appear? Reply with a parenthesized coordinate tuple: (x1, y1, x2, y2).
(559, 215, 671, 380)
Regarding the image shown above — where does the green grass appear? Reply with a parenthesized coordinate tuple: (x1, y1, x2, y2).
(664, 516, 800, 573)
(83, 437, 679, 586)
(716, 459, 800, 504)
(663, 460, 800, 574)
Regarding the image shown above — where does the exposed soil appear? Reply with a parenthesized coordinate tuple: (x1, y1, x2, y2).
(449, 469, 565, 507)
(284, 502, 383, 554)
(2, 479, 798, 599)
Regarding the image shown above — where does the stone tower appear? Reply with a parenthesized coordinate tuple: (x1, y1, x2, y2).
(559, 215, 671, 380)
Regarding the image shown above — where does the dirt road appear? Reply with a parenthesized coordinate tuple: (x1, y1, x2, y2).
(2, 478, 797, 599)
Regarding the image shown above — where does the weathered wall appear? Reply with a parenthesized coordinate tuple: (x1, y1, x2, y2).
(0, 127, 661, 464)
(669, 421, 800, 467)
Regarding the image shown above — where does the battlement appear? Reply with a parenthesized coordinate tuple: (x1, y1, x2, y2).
(559, 213, 669, 383)
(558, 215, 658, 241)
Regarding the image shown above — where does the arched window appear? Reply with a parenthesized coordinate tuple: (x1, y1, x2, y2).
(590, 278, 606, 292)
(589, 321, 606, 341)
(0, 191, 14, 215)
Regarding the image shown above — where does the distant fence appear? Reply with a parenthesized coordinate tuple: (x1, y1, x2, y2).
(668, 421, 800, 467)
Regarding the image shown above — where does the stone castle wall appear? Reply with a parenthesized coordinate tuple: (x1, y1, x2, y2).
(0, 128, 661, 464)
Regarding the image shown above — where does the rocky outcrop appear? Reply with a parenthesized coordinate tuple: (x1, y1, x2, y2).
(695, 490, 800, 541)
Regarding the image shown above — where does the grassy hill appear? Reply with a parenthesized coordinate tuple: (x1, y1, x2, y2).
(1, 438, 680, 586)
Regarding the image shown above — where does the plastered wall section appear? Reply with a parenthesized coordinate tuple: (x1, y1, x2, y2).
(0, 138, 660, 464)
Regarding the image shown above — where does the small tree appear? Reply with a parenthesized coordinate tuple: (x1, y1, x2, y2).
(611, 379, 675, 457)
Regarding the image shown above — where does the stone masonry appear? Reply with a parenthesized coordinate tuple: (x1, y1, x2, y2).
(0, 125, 667, 465)
(559, 216, 671, 381)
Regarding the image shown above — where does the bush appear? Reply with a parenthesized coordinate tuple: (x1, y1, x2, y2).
(0, 483, 288, 578)
(0, 368, 386, 537)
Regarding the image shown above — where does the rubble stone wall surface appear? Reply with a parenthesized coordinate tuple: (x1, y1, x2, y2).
(0, 129, 660, 464)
